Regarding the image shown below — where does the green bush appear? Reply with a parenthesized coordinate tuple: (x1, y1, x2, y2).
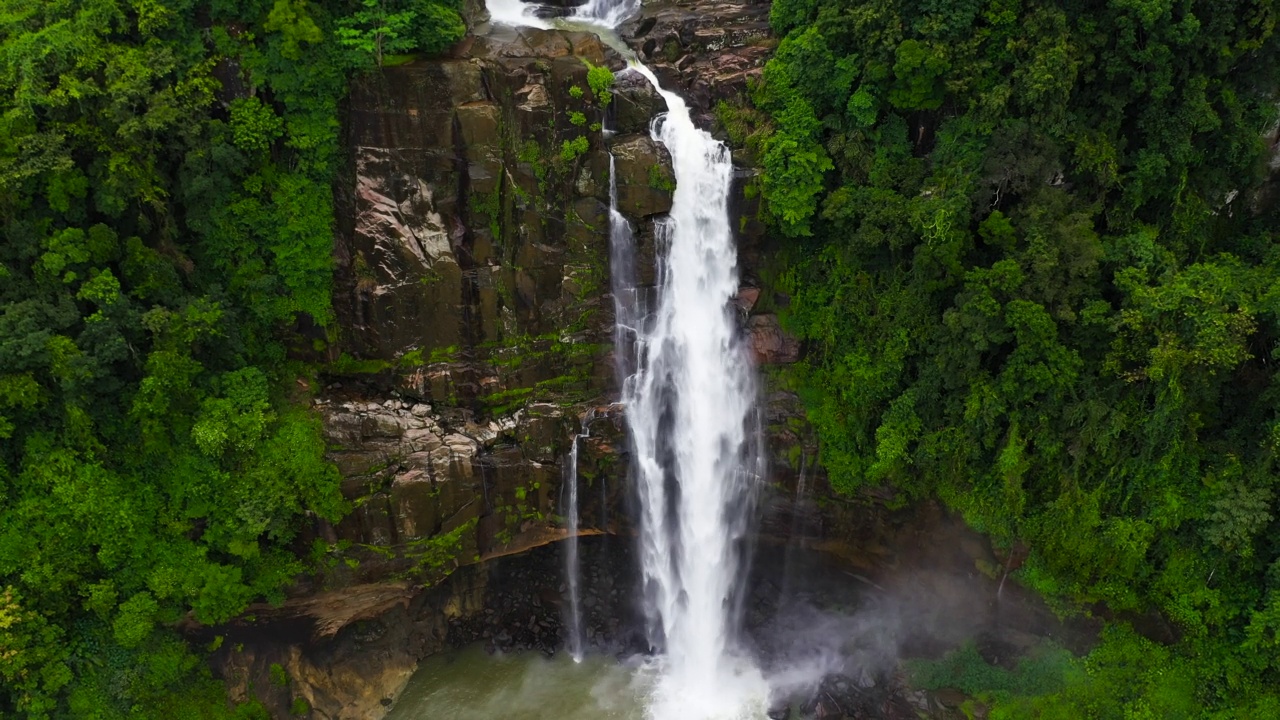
(560, 136, 590, 162)
(411, 0, 466, 55)
(584, 61, 615, 106)
(229, 98, 286, 153)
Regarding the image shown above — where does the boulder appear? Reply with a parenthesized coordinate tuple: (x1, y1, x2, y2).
(748, 314, 801, 364)
(618, 0, 773, 120)
(611, 71, 666, 134)
(609, 133, 674, 217)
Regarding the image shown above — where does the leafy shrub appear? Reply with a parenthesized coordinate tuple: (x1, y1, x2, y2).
(411, 0, 466, 55)
(585, 61, 614, 106)
(229, 98, 286, 153)
(560, 136, 590, 162)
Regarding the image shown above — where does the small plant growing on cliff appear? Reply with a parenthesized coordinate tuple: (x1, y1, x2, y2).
(270, 663, 289, 687)
(517, 140, 539, 164)
(569, 85, 584, 99)
(560, 136, 590, 162)
(568, 110, 587, 126)
(290, 697, 311, 716)
(583, 61, 615, 106)
(518, 140, 547, 181)
(648, 163, 676, 192)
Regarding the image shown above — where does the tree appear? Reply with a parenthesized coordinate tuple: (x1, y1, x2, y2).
(335, 0, 417, 67)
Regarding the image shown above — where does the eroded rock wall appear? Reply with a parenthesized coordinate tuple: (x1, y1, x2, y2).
(211, 540, 637, 720)
(319, 28, 668, 586)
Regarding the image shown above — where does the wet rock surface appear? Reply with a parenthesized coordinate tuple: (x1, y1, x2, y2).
(749, 313, 802, 364)
(609, 133, 674, 216)
(617, 0, 773, 126)
(300, 386, 628, 590)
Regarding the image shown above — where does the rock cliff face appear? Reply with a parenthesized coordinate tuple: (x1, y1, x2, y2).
(319, 26, 667, 585)
(309, 10, 793, 596)
(211, 8, 811, 718)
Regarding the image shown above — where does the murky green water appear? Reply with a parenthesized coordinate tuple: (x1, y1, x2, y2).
(384, 646, 654, 720)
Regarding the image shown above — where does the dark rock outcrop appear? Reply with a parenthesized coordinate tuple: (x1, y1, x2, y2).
(619, 0, 774, 124)
(609, 133, 674, 216)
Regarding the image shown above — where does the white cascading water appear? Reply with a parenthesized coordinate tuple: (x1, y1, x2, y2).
(572, 0, 640, 28)
(488, 2, 768, 717)
(622, 63, 768, 719)
(606, 151, 640, 391)
(486, 0, 550, 27)
(563, 427, 586, 662)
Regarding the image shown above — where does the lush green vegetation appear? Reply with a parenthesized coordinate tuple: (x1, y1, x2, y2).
(752, 0, 1280, 715)
(0, 0, 463, 716)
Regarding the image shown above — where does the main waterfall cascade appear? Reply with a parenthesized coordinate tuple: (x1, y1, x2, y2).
(623, 67, 769, 719)
(491, 0, 773, 716)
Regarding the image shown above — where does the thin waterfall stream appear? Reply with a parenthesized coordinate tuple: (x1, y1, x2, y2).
(780, 455, 810, 602)
(563, 410, 595, 663)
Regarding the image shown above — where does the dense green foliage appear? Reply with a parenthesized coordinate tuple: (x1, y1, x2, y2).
(0, 0, 463, 716)
(754, 0, 1280, 715)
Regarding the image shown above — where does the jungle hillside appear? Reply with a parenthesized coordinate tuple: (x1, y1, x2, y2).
(0, 0, 463, 717)
(743, 0, 1280, 716)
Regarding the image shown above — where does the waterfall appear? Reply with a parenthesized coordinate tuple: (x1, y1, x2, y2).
(572, 0, 640, 27)
(607, 151, 640, 391)
(623, 64, 766, 719)
(491, 3, 768, 717)
(563, 424, 587, 662)
(486, 0, 550, 27)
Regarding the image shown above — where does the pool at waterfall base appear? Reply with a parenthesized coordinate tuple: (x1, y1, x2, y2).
(383, 645, 777, 720)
